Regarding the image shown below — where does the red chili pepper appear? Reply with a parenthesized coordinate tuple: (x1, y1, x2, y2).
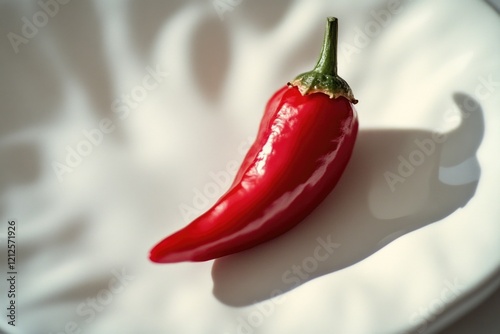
(150, 17, 358, 263)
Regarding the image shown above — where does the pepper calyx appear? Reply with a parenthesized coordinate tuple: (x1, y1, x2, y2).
(289, 72, 357, 103)
(289, 17, 358, 104)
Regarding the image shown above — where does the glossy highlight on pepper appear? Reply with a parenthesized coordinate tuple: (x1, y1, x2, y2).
(150, 17, 358, 263)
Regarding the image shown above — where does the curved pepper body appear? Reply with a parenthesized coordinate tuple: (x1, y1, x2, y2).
(149, 85, 358, 263)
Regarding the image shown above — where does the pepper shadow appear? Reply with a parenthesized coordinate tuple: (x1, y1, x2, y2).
(211, 92, 484, 306)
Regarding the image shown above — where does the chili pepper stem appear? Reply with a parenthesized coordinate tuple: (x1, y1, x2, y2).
(290, 17, 357, 103)
(314, 17, 338, 77)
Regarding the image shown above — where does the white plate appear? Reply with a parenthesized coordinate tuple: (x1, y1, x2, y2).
(1, 0, 499, 333)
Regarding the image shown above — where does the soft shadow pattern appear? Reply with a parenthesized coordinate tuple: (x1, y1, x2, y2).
(237, 0, 293, 32)
(0, 143, 40, 190)
(128, 0, 184, 62)
(190, 16, 230, 104)
(0, 4, 64, 138)
(485, 0, 500, 14)
(49, 1, 113, 120)
(212, 93, 484, 306)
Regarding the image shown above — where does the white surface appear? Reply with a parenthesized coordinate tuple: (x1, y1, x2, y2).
(1, 0, 499, 333)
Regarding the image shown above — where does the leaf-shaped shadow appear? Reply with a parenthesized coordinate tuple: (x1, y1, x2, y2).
(49, 1, 113, 120)
(485, 0, 500, 14)
(189, 16, 230, 104)
(211, 93, 484, 306)
(0, 143, 40, 191)
(237, 0, 293, 32)
(127, 0, 184, 62)
(0, 141, 40, 219)
(0, 4, 64, 138)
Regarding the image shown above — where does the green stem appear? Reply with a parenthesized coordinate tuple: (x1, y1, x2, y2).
(289, 17, 357, 103)
(313, 17, 338, 77)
